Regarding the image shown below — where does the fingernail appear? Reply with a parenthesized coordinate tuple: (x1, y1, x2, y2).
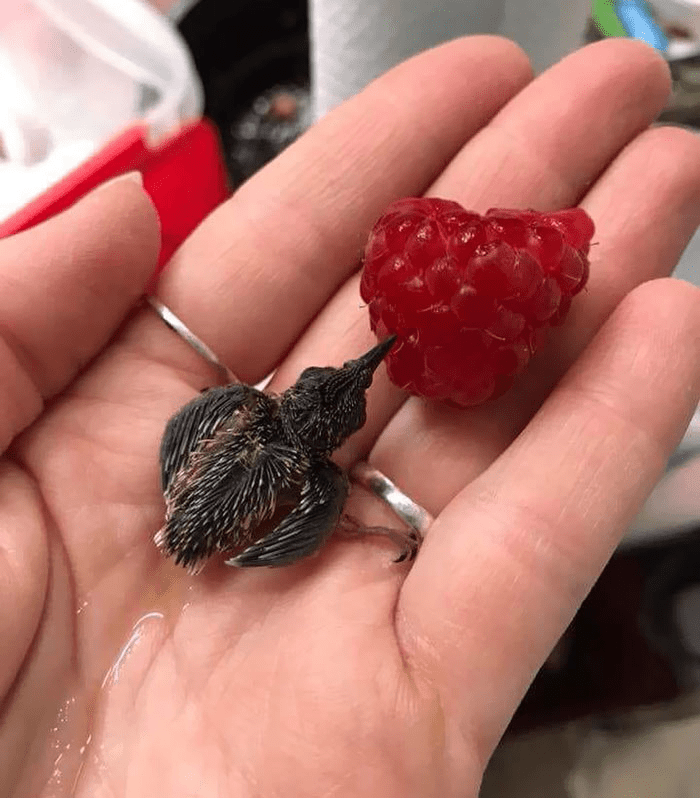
(96, 171, 144, 193)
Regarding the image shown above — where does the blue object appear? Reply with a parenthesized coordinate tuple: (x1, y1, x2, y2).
(617, 0, 670, 51)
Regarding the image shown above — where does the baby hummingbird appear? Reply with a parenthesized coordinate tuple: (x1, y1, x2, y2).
(155, 336, 412, 572)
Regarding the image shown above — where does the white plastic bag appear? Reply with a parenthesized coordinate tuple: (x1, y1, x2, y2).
(0, 0, 202, 219)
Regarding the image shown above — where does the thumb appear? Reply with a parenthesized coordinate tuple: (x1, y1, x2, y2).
(0, 173, 160, 453)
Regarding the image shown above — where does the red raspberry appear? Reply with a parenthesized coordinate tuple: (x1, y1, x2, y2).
(360, 197, 594, 406)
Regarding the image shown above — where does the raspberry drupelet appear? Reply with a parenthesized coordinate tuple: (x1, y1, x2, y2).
(360, 197, 595, 406)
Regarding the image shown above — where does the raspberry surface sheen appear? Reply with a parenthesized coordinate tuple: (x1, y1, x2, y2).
(360, 197, 594, 406)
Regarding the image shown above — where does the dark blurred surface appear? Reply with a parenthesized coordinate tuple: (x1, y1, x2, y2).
(509, 534, 700, 735)
(511, 552, 677, 733)
(179, 0, 310, 187)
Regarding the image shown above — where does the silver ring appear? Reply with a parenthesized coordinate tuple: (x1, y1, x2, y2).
(147, 296, 235, 383)
(350, 461, 434, 536)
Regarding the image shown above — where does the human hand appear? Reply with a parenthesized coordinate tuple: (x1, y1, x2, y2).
(3, 36, 700, 798)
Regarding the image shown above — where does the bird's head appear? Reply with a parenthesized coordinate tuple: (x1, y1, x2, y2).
(279, 336, 396, 456)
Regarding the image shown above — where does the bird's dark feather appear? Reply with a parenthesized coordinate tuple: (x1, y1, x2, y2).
(228, 460, 348, 567)
(157, 385, 309, 570)
(160, 384, 259, 492)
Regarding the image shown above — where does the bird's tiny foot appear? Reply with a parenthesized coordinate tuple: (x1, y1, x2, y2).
(392, 528, 422, 563)
(338, 514, 422, 562)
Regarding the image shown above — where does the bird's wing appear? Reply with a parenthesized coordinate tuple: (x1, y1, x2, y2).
(156, 436, 305, 570)
(159, 384, 258, 492)
(226, 459, 348, 568)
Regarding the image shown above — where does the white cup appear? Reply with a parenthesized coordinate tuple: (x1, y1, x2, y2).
(311, 0, 593, 118)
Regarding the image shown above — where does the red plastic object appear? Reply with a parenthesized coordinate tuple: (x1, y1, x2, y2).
(0, 118, 230, 269)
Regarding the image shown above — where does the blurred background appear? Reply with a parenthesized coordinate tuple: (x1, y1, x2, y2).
(2, 1, 700, 795)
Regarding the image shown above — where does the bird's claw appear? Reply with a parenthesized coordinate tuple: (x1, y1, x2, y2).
(392, 528, 422, 564)
(338, 514, 422, 563)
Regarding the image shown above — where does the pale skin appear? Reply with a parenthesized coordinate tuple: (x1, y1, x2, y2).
(2, 36, 700, 798)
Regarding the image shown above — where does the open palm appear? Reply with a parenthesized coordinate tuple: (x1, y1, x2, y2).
(3, 37, 700, 798)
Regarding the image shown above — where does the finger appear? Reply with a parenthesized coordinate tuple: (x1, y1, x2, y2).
(429, 38, 670, 207)
(372, 123, 700, 509)
(0, 175, 160, 451)
(268, 39, 673, 461)
(397, 278, 700, 760)
(0, 464, 49, 702)
(560, 125, 700, 356)
(148, 36, 533, 384)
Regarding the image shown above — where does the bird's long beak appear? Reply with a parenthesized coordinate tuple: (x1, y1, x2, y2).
(347, 335, 397, 375)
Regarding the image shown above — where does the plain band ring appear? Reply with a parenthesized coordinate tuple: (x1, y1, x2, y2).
(147, 296, 235, 383)
(351, 461, 434, 536)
